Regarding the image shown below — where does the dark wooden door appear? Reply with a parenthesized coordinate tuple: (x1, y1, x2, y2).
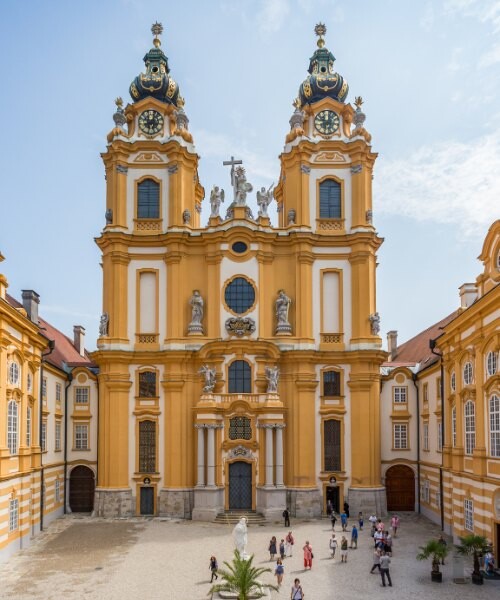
(326, 486, 340, 513)
(385, 465, 415, 511)
(140, 487, 154, 515)
(69, 466, 95, 512)
(229, 462, 252, 509)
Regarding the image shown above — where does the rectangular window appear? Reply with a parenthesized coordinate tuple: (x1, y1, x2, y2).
(55, 479, 61, 503)
(55, 421, 61, 451)
(464, 498, 474, 531)
(323, 420, 341, 471)
(9, 499, 19, 532)
(75, 424, 89, 450)
(323, 371, 341, 397)
(393, 386, 407, 403)
(26, 406, 31, 447)
(452, 406, 457, 447)
(393, 423, 408, 449)
(319, 180, 341, 219)
(7, 400, 19, 455)
(423, 480, 430, 503)
(435, 490, 441, 509)
(139, 420, 157, 473)
(423, 383, 428, 403)
(75, 387, 89, 404)
(490, 395, 500, 457)
(41, 420, 47, 452)
(56, 382, 62, 404)
(465, 401, 476, 455)
(423, 422, 429, 451)
(138, 371, 157, 397)
(437, 421, 442, 452)
(436, 377, 442, 400)
(42, 377, 47, 402)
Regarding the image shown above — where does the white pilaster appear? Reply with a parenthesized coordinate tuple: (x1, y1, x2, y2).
(265, 426, 274, 487)
(195, 425, 205, 487)
(275, 425, 285, 487)
(207, 426, 216, 487)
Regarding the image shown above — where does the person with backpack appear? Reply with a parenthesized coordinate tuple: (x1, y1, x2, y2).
(291, 578, 304, 599)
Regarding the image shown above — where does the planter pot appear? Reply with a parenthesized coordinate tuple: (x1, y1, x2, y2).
(431, 571, 443, 583)
(471, 572, 483, 585)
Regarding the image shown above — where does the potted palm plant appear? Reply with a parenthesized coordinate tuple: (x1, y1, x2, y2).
(208, 550, 279, 599)
(455, 534, 490, 585)
(416, 539, 449, 582)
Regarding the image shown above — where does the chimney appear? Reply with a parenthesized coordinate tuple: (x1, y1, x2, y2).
(387, 330, 398, 361)
(459, 283, 477, 309)
(73, 325, 86, 357)
(21, 290, 40, 324)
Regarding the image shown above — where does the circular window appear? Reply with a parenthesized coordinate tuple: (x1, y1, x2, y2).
(232, 241, 248, 254)
(225, 277, 255, 314)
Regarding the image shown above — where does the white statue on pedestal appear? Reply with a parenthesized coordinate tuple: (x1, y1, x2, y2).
(233, 516, 248, 558)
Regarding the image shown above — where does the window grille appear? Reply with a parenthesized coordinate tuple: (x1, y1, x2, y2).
(55, 479, 61, 503)
(423, 423, 429, 451)
(319, 180, 341, 218)
(229, 416, 252, 440)
(139, 371, 157, 397)
(56, 382, 62, 403)
(228, 361, 252, 393)
(451, 372, 456, 392)
(139, 420, 156, 473)
(9, 361, 20, 386)
(224, 277, 255, 314)
(137, 179, 160, 219)
(324, 420, 341, 471)
(27, 372, 33, 393)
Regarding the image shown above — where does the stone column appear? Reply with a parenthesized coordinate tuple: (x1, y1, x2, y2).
(206, 425, 216, 487)
(195, 425, 205, 487)
(265, 425, 274, 487)
(275, 424, 285, 487)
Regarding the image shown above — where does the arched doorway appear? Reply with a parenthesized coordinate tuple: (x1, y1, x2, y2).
(228, 461, 252, 510)
(385, 465, 415, 511)
(69, 466, 95, 512)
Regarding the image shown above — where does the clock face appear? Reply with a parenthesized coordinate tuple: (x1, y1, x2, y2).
(314, 110, 340, 135)
(138, 110, 164, 136)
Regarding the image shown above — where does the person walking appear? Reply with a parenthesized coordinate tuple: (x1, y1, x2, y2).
(374, 528, 384, 548)
(329, 533, 338, 559)
(327, 499, 333, 516)
(275, 559, 285, 587)
(283, 507, 291, 527)
(330, 512, 337, 530)
(341, 511, 348, 531)
(343, 501, 350, 518)
(358, 511, 364, 531)
(269, 536, 277, 560)
(303, 541, 313, 569)
(291, 578, 304, 599)
(280, 539, 286, 560)
(391, 514, 400, 537)
(340, 536, 348, 562)
(285, 531, 295, 557)
(209, 556, 218, 582)
(368, 513, 377, 529)
(370, 547, 381, 573)
(350, 524, 358, 549)
(379, 551, 392, 587)
(437, 534, 447, 565)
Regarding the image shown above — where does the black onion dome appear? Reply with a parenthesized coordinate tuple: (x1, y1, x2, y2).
(129, 31, 180, 106)
(298, 27, 348, 106)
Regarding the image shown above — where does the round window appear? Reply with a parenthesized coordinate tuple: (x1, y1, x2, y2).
(232, 241, 248, 254)
(225, 277, 255, 314)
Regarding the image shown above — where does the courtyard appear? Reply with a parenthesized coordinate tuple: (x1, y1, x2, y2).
(0, 513, 498, 599)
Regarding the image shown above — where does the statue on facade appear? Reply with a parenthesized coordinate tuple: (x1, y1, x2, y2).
(99, 312, 109, 337)
(210, 185, 225, 218)
(265, 366, 280, 393)
(369, 312, 381, 335)
(287, 209, 296, 225)
(105, 208, 113, 225)
(188, 290, 204, 334)
(256, 184, 274, 218)
(183, 208, 191, 224)
(234, 166, 253, 206)
(233, 516, 249, 558)
(199, 364, 216, 393)
(275, 290, 292, 334)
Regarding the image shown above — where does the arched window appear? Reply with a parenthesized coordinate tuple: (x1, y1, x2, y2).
(7, 400, 18, 455)
(489, 395, 500, 457)
(464, 400, 475, 455)
(319, 179, 341, 219)
(463, 361, 473, 385)
(8, 361, 20, 386)
(450, 371, 456, 392)
(452, 405, 457, 447)
(323, 420, 341, 471)
(26, 406, 31, 447)
(139, 420, 156, 473)
(137, 179, 160, 219)
(228, 360, 252, 393)
(486, 351, 498, 377)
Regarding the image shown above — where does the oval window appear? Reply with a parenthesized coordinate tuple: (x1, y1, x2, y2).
(225, 277, 255, 314)
(232, 241, 248, 254)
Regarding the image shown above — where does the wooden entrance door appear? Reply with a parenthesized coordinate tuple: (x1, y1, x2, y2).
(69, 466, 95, 512)
(229, 462, 252, 509)
(140, 487, 154, 515)
(385, 465, 415, 511)
(326, 486, 340, 513)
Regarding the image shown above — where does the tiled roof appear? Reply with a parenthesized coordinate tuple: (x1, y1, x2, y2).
(6, 293, 94, 372)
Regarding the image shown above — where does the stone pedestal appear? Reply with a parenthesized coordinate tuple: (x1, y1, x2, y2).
(159, 488, 194, 519)
(192, 487, 224, 521)
(256, 486, 287, 521)
(93, 488, 133, 517)
(347, 486, 387, 517)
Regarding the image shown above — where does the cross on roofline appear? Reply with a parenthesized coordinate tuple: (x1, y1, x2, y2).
(222, 156, 243, 194)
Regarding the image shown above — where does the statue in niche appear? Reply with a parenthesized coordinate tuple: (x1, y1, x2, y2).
(199, 364, 216, 393)
(210, 185, 225, 217)
(256, 184, 274, 218)
(99, 312, 109, 337)
(233, 517, 249, 558)
(369, 312, 381, 335)
(188, 291, 204, 334)
(265, 366, 280, 393)
(275, 290, 292, 334)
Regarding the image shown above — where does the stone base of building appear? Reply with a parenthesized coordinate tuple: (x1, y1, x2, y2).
(159, 488, 194, 519)
(347, 486, 387, 517)
(192, 486, 224, 521)
(286, 488, 322, 518)
(93, 488, 133, 517)
(256, 486, 287, 520)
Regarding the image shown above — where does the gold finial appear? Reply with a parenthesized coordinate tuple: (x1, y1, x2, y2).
(151, 21, 163, 47)
(293, 97, 302, 109)
(354, 96, 364, 108)
(115, 97, 124, 108)
(314, 22, 327, 48)
(177, 95, 185, 108)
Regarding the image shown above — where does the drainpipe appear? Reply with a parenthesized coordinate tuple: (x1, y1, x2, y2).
(412, 373, 421, 514)
(63, 373, 73, 514)
(39, 339, 55, 531)
(430, 338, 445, 532)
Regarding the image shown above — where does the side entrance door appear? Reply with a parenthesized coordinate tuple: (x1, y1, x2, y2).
(385, 465, 415, 511)
(229, 461, 252, 510)
(69, 466, 95, 512)
(140, 487, 154, 515)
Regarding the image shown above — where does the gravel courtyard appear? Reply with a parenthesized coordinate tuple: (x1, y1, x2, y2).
(0, 513, 498, 599)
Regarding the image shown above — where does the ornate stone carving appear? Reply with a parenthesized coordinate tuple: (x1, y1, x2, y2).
(116, 164, 128, 174)
(351, 164, 363, 174)
(210, 185, 225, 218)
(287, 209, 296, 225)
(256, 184, 274, 218)
(369, 312, 381, 335)
(265, 366, 280, 393)
(99, 312, 109, 337)
(225, 317, 256, 337)
(167, 164, 178, 174)
(225, 206, 254, 220)
(366, 209, 373, 224)
(275, 290, 292, 335)
(300, 164, 311, 174)
(105, 209, 113, 225)
(228, 445, 253, 459)
(182, 209, 191, 224)
(199, 365, 216, 393)
(188, 290, 204, 334)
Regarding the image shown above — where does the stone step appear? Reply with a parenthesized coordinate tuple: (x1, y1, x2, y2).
(214, 511, 267, 525)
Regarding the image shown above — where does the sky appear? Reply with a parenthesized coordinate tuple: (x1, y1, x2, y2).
(0, 0, 499, 350)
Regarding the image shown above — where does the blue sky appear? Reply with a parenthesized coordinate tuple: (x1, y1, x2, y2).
(1, 0, 499, 348)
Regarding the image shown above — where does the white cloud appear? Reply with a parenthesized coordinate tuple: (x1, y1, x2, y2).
(375, 131, 500, 237)
(445, 0, 500, 32)
(420, 3, 435, 31)
(479, 42, 500, 67)
(256, 0, 291, 34)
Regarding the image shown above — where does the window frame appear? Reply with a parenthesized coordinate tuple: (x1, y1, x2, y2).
(136, 177, 161, 220)
(486, 351, 498, 377)
(452, 405, 457, 447)
(55, 479, 61, 503)
(463, 361, 473, 385)
(464, 400, 476, 456)
(55, 420, 62, 452)
(323, 419, 342, 472)
(138, 371, 157, 398)
(74, 386, 90, 405)
(9, 498, 19, 533)
(138, 419, 157, 473)
(8, 360, 20, 386)
(55, 382, 62, 405)
(74, 423, 89, 450)
(323, 370, 341, 397)
(464, 498, 474, 531)
(437, 420, 442, 452)
(223, 276, 256, 316)
(393, 423, 408, 450)
(423, 421, 429, 451)
(41, 419, 47, 452)
(489, 394, 500, 458)
(7, 400, 19, 455)
(228, 360, 252, 394)
(26, 405, 31, 447)
(393, 386, 407, 404)
(318, 178, 342, 219)
(450, 371, 456, 393)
